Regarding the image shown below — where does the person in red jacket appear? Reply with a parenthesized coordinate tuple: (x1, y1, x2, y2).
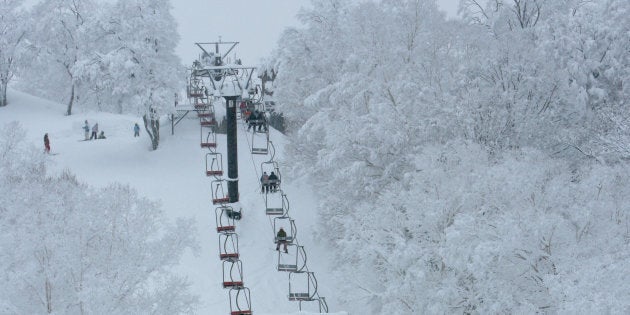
(44, 133, 50, 153)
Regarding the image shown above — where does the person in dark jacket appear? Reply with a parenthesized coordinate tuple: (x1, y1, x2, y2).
(268, 172, 279, 192)
(276, 227, 288, 253)
(133, 123, 140, 137)
(247, 110, 259, 131)
(44, 133, 50, 153)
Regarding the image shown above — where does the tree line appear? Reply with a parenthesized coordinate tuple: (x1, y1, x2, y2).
(264, 0, 630, 313)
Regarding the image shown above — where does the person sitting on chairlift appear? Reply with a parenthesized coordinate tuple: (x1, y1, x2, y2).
(260, 172, 269, 194)
(268, 171, 279, 192)
(276, 227, 288, 253)
(256, 111, 267, 132)
(247, 110, 259, 131)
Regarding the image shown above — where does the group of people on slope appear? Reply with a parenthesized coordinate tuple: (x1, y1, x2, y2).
(260, 171, 279, 193)
(83, 120, 106, 140)
(42, 122, 142, 154)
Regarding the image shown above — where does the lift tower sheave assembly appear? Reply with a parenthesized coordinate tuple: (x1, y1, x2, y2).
(191, 41, 256, 203)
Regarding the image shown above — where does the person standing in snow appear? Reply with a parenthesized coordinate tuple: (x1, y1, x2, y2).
(133, 123, 140, 137)
(83, 120, 90, 140)
(90, 123, 98, 140)
(44, 133, 50, 153)
(276, 227, 288, 253)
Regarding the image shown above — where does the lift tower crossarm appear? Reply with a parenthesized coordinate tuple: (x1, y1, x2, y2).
(194, 42, 239, 60)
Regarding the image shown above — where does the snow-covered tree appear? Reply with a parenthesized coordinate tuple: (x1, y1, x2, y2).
(18, 0, 104, 115)
(0, 0, 27, 107)
(0, 122, 199, 314)
(267, 0, 630, 312)
(79, 0, 184, 150)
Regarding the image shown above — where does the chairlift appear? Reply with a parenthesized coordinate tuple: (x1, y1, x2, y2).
(200, 128, 217, 149)
(261, 160, 281, 192)
(187, 77, 204, 98)
(297, 297, 329, 313)
(273, 216, 297, 245)
(317, 297, 329, 313)
(212, 180, 230, 204)
(199, 112, 217, 127)
(277, 244, 307, 273)
(206, 152, 223, 177)
(250, 131, 269, 155)
(265, 191, 289, 216)
(229, 287, 252, 315)
(222, 259, 244, 289)
(288, 271, 318, 302)
(215, 205, 235, 233)
(218, 232, 239, 261)
(194, 98, 210, 110)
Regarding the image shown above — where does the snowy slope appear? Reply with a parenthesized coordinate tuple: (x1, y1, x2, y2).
(1, 90, 346, 315)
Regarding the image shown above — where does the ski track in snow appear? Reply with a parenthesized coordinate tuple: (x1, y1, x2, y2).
(1, 90, 346, 315)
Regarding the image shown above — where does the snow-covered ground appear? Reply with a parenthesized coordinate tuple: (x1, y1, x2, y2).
(1, 90, 346, 315)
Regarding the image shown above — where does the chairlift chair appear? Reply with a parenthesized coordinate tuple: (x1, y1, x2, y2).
(288, 271, 318, 302)
(222, 259, 244, 289)
(296, 297, 329, 313)
(194, 100, 209, 110)
(250, 131, 269, 155)
(229, 287, 252, 315)
(206, 152, 224, 177)
(199, 112, 217, 127)
(218, 232, 239, 261)
(212, 180, 230, 205)
(273, 216, 297, 245)
(277, 244, 308, 273)
(215, 205, 235, 233)
(265, 191, 288, 216)
(187, 77, 204, 98)
(200, 129, 217, 149)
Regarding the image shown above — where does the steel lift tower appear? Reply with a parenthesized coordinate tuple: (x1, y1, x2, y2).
(190, 41, 256, 203)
